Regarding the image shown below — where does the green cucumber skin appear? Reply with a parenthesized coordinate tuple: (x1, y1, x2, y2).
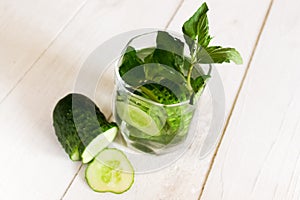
(85, 148, 135, 194)
(85, 178, 134, 194)
(85, 170, 134, 194)
(53, 93, 117, 161)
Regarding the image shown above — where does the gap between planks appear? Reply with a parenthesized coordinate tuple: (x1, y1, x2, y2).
(0, 0, 89, 105)
(165, 0, 185, 29)
(197, 0, 275, 199)
(2, 0, 88, 199)
(59, 0, 185, 199)
(60, 164, 84, 200)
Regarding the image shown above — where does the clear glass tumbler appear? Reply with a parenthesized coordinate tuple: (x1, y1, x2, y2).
(113, 31, 210, 154)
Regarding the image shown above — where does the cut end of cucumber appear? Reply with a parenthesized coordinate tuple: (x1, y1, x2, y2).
(70, 149, 80, 161)
(81, 127, 118, 164)
(116, 102, 161, 136)
(85, 148, 134, 194)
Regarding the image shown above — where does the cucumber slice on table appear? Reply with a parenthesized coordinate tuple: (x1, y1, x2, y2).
(53, 93, 117, 163)
(85, 148, 134, 194)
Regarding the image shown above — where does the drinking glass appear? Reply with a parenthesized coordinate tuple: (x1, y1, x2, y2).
(113, 31, 211, 154)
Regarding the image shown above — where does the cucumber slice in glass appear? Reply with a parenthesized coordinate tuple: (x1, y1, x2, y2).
(116, 102, 161, 136)
(85, 148, 134, 194)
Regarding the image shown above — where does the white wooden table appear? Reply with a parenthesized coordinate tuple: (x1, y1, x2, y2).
(1, 0, 299, 199)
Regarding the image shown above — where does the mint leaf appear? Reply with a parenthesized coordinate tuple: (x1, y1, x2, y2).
(198, 46, 243, 64)
(151, 31, 185, 75)
(156, 31, 184, 56)
(152, 50, 184, 75)
(119, 46, 145, 87)
(119, 46, 143, 76)
(182, 2, 211, 48)
(190, 75, 210, 93)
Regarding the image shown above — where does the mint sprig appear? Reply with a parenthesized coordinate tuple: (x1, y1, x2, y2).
(119, 2, 243, 102)
(182, 2, 243, 91)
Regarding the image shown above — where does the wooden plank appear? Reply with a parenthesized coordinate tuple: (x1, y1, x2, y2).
(0, 1, 86, 199)
(63, 0, 272, 199)
(0, 0, 86, 102)
(201, 0, 300, 199)
(0, 0, 183, 199)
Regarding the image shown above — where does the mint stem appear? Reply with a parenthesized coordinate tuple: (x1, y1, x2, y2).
(140, 86, 160, 102)
(187, 43, 201, 93)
